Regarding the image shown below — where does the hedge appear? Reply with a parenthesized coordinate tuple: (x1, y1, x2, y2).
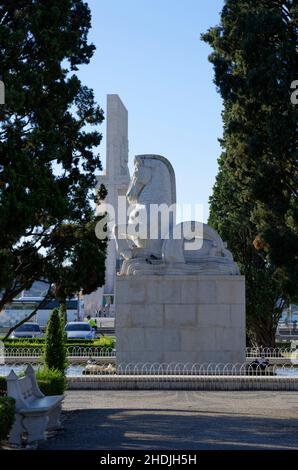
(0, 376, 7, 396)
(3, 336, 115, 351)
(0, 397, 15, 441)
(0, 367, 66, 398)
(35, 367, 67, 395)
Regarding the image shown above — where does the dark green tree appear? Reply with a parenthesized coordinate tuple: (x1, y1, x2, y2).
(44, 308, 66, 373)
(203, 0, 298, 346)
(59, 301, 67, 330)
(0, 1, 107, 317)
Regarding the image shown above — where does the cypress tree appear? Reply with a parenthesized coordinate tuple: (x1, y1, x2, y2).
(202, 0, 298, 346)
(59, 301, 67, 330)
(45, 308, 66, 373)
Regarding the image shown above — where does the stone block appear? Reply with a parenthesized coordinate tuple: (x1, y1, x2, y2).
(197, 279, 217, 304)
(117, 279, 146, 304)
(144, 327, 165, 351)
(215, 327, 236, 350)
(117, 327, 145, 352)
(164, 305, 196, 326)
(146, 278, 182, 304)
(180, 327, 216, 352)
(163, 350, 200, 365)
(230, 349, 246, 364)
(130, 305, 164, 327)
(230, 327, 246, 352)
(115, 304, 131, 327)
(216, 278, 245, 304)
(197, 304, 231, 327)
(163, 328, 181, 351)
(230, 304, 246, 328)
(180, 280, 198, 303)
(116, 275, 246, 367)
(131, 350, 164, 364)
(198, 351, 232, 364)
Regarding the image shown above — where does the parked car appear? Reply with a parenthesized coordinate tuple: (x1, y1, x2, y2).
(10, 322, 43, 339)
(65, 322, 95, 340)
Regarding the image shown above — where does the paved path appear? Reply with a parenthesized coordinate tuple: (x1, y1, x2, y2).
(40, 391, 298, 450)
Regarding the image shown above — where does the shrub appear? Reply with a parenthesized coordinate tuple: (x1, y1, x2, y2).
(94, 336, 115, 346)
(276, 342, 291, 349)
(4, 338, 45, 344)
(45, 308, 67, 373)
(94, 336, 115, 349)
(35, 367, 67, 395)
(0, 397, 15, 441)
(3, 336, 116, 356)
(0, 376, 7, 396)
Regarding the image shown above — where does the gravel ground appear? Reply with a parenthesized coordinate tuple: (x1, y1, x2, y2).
(39, 390, 298, 450)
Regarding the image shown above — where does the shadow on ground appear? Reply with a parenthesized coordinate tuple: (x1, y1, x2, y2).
(39, 408, 298, 450)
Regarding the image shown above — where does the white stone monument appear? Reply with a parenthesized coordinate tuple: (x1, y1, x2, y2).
(84, 95, 130, 315)
(115, 154, 246, 367)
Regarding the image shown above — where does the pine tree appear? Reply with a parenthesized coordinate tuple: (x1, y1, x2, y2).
(202, 0, 298, 346)
(0, 0, 107, 314)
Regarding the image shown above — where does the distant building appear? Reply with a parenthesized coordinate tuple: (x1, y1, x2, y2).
(276, 304, 298, 341)
(0, 281, 80, 328)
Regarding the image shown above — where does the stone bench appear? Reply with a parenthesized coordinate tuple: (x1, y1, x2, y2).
(6, 364, 63, 446)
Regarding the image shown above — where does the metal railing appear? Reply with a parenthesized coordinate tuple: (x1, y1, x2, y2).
(2, 346, 298, 361)
(1, 361, 297, 377)
(114, 362, 298, 376)
(67, 347, 115, 358)
(246, 347, 298, 358)
(2, 346, 116, 358)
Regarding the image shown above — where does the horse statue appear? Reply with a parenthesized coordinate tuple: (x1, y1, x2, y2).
(115, 154, 176, 262)
(115, 154, 240, 276)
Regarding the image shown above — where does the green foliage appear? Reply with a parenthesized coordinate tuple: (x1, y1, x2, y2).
(0, 397, 15, 441)
(35, 367, 66, 395)
(3, 336, 115, 352)
(44, 308, 67, 372)
(1, 367, 66, 400)
(59, 301, 68, 331)
(0, 376, 7, 396)
(202, 0, 298, 346)
(276, 342, 291, 349)
(0, 0, 107, 316)
(3, 338, 45, 345)
(94, 336, 115, 349)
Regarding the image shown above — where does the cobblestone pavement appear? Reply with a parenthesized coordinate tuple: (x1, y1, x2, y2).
(40, 391, 298, 450)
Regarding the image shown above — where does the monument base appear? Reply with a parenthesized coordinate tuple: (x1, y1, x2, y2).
(116, 275, 246, 369)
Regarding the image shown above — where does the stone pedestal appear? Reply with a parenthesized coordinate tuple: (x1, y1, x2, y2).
(116, 275, 246, 367)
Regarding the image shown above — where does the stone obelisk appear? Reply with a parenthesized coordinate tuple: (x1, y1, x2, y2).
(84, 95, 130, 315)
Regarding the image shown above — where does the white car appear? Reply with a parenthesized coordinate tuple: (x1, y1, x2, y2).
(10, 322, 43, 339)
(65, 322, 95, 340)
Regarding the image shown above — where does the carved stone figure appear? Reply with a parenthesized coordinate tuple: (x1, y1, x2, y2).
(115, 154, 176, 261)
(115, 154, 240, 276)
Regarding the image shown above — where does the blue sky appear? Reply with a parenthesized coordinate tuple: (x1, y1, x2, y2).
(78, 0, 225, 222)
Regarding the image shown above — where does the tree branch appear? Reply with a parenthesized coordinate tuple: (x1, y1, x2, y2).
(3, 286, 53, 340)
